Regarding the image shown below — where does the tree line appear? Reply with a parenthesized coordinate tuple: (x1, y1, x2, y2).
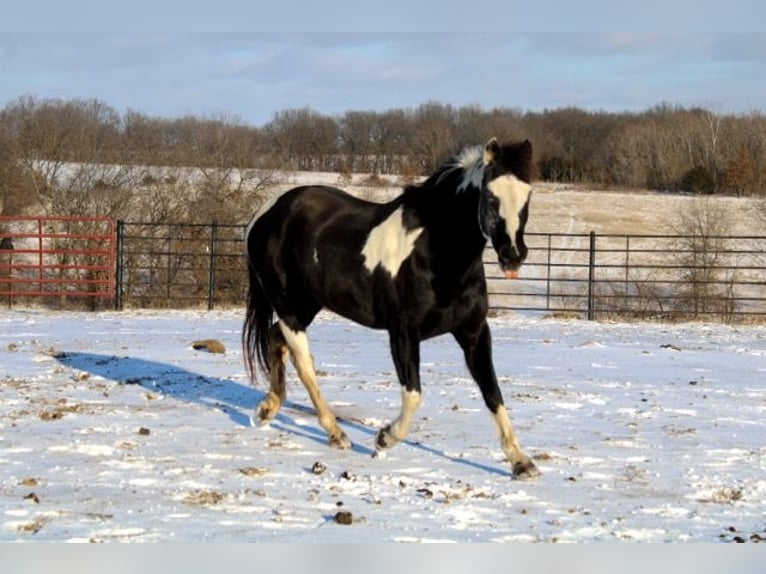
(2, 94, 766, 222)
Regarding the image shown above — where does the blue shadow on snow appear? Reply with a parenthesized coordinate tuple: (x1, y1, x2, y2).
(57, 352, 510, 476)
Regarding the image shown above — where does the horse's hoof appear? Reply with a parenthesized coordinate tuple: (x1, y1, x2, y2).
(375, 425, 397, 450)
(512, 458, 541, 480)
(255, 395, 281, 424)
(254, 405, 274, 425)
(329, 432, 351, 450)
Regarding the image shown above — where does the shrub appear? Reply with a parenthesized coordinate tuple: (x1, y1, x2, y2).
(679, 165, 716, 195)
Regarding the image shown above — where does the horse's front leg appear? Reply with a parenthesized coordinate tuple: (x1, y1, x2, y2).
(453, 320, 540, 479)
(376, 329, 422, 451)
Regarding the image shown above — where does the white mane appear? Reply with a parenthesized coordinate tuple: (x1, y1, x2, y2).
(455, 146, 484, 192)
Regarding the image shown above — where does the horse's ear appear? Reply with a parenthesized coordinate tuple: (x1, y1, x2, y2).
(483, 137, 500, 165)
(519, 139, 533, 163)
(522, 139, 532, 154)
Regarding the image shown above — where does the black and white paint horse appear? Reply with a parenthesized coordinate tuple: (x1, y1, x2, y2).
(243, 138, 539, 478)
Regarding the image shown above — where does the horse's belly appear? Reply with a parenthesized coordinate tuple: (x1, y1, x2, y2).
(306, 270, 381, 329)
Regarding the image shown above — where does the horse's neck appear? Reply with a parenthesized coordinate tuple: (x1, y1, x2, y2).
(402, 183, 486, 259)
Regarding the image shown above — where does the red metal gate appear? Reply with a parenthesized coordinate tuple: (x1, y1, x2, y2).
(0, 216, 116, 307)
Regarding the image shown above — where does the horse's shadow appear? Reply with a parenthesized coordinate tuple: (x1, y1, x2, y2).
(56, 351, 365, 450)
(57, 352, 509, 477)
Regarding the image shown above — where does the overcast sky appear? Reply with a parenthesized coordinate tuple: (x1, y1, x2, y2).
(2, 3, 764, 126)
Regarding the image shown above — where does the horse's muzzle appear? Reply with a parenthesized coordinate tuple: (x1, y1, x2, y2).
(496, 245, 526, 279)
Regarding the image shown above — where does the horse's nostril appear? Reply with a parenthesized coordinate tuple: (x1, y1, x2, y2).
(498, 244, 525, 266)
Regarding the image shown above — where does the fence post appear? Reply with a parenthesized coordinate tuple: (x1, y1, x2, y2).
(208, 220, 218, 311)
(115, 220, 124, 310)
(587, 230, 596, 320)
(546, 233, 552, 311)
(624, 235, 630, 299)
(0, 234, 13, 310)
(37, 218, 44, 294)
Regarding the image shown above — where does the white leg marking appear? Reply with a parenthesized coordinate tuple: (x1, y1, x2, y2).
(389, 388, 422, 442)
(277, 321, 349, 448)
(278, 320, 310, 361)
(362, 207, 423, 278)
(491, 405, 525, 464)
(492, 405, 539, 477)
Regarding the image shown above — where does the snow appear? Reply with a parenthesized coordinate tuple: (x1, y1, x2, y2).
(1, 308, 765, 542)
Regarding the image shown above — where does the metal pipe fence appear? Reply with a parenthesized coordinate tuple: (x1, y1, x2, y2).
(115, 220, 245, 310)
(484, 231, 766, 321)
(117, 222, 766, 321)
(0, 216, 116, 309)
(2, 217, 764, 321)
(115, 221, 766, 321)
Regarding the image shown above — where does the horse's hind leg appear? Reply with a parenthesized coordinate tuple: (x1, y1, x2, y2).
(279, 320, 351, 450)
(254, 323, 289, 424)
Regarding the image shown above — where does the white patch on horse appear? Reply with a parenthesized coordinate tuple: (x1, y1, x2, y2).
(313, 248, 319, 265)
(487, 174, 532, 251)
(362, 207, 423, 278)
(277, 321, 311, 361)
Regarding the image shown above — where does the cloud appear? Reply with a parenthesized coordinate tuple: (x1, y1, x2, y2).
(1, 32, 764, 125)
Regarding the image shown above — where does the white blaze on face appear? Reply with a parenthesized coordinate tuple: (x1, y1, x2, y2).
(362, 207, 424, 278)
(486, 174, 532, 248)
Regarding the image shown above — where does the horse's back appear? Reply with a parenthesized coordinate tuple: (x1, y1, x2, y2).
(260, 184, 379, 217)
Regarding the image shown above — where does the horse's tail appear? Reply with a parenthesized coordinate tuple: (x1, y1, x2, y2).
(242, 256, 274, 384)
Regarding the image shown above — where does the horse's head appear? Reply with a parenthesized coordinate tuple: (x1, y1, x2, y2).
(478, 138, 533, 278)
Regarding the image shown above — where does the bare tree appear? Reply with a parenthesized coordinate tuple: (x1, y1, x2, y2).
(0, 124, 32, 215)
(1, 95, 122, 207)
(339, 111, 376, 173)
(671, 197, 736, 317)
(409, 102, 456, 173)
(4, 94, 766, 206)
(370, 108, 410, 174)
(176, 114, 275, 223)
(264, 108, 339, 171)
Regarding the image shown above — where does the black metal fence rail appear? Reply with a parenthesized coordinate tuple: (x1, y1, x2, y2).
(116, 221, 245, 310)
(113, 221, 766, 322)
(485, 231, 766, 321)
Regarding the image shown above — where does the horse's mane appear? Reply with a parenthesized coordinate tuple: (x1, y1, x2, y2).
(405, 145, 485, 195)
(405, 140, 533, 196)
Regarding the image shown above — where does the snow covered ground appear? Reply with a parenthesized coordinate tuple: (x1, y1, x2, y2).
(1, 308, 765, 543)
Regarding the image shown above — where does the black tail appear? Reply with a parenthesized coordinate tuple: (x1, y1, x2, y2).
(242, 257, 274, 383)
